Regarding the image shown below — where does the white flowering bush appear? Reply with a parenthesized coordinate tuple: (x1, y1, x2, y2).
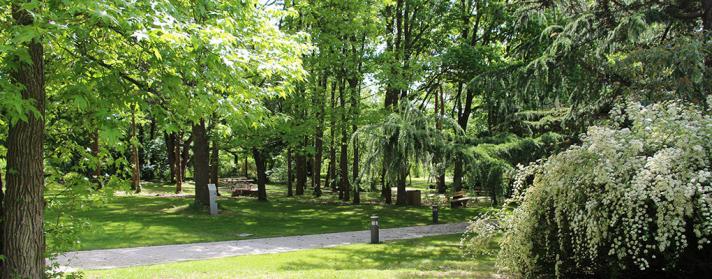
(461, 211, 503, 257)
(495, 100, 712, 277)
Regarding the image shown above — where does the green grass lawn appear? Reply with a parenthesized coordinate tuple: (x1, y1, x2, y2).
(47, 180, 488, 251)
(84, 234, 498, 279)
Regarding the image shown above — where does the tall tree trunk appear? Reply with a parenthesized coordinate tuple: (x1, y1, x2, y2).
(295, 151, 306, 196)
(181, 134, 192, 181)
(339, 78, 350, 202)
(130, 105, 141, 193)
(350, 77, 360, 205)
(435, 85, 446, 194)
(210, 136, 220, 196)
(165, 132, 176, 183)
(192, 120, 210, 206)
(252, 148, 268, 201)
(287, 148, 293, 197)
(453, 84, 474, 192)
(174, 133, 183, 193)
(313, 75, 327, 197)
(327, 80, 337, 193)
(2, 4, 45, 277)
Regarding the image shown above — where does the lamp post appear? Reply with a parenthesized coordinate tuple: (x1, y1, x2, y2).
(370, 215, 380, 244)
(432, 204, 439, 224)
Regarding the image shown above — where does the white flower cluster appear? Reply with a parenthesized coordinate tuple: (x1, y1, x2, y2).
(497, 100, 712, 275)
(461, 211, 503, 257)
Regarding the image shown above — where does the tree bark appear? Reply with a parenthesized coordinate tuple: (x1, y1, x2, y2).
(210, 136, 220, 196)
(287, 148, 293, 197)
(435, 85, 446, 194)
(327, 80, 338, 193)
(312, 75, 327, 197)
(130, 105, 141, 193)
(2, 4, 45, 277)
(181, 134, 192, 181)
(295, 151, 306, 196)
(396, 169, 407, 206)
(192, 120, 210, 206)
(339, 77, 350, 202)
(453, 85, 475, 192)
(381, 165, 392, 204)
(349, 77, 360, 205)
(174, 133, 183, 193)
(165, 132, 176, 183)
(252, 147, 268, 201)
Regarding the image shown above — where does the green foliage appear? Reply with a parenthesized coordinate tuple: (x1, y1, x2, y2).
(356, 102, 461, 188)
(459, 132, 564, 199)
(495, 100, 712, 277)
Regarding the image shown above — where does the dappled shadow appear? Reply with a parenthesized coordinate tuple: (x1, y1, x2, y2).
(53, 182, 487, 251)
(274, 236, 497, 278)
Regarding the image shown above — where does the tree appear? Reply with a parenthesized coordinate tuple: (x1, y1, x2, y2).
(1, 4, 46, 277)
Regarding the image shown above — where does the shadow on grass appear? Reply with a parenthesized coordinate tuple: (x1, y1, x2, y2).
(274, 235, 497, 278)
(50, 183, 489, 251)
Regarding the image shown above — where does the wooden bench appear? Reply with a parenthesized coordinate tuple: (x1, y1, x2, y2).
(450, 191, 473, 208)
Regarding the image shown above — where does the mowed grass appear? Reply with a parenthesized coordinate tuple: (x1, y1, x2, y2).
(47, 180, 488, 251)
(84, 234, 498, 279)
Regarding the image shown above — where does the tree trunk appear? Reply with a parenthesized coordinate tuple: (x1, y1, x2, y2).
(243, 155, 248, 178)
(350, 77, 360, 205)
(313, 75, 327, 197)
(130, 106, 141, 193)
(232, 152, 239, 176)
(295, 152, 306, 196)
(339, 78, 350, 202)
(192, 120, 210, 206)
(396, 169, 407, 206)
(165, 132, 176, 183)
(181, 134, 192, 181)
(435, 86, 446, 194)
(2, 5, 45, 277)
(252, 148, 268, 201)
(381, 165, 392, 204)
(174, 133, 183, 193)
(210, 136, 220, 196)
(327, 79, 338, 193)
(287, 148, 293, 197)
(453, 85, 474, 192)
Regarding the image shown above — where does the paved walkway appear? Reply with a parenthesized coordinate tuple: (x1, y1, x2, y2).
(56, 222, 467, 270)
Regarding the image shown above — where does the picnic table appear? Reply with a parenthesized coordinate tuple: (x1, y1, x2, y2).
(220, 177, 259, 197)
(450, 191, 472, 208)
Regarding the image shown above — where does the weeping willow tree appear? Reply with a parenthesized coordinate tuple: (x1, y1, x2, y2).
(355, 102, 461, 205)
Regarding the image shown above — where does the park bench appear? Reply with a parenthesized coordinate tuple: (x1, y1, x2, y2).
(450, 191, 472, 208)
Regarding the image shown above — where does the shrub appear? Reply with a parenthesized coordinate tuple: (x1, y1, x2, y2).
(494, 100, 712, 277)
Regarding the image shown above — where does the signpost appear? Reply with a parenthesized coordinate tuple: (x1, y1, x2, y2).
(208, 183, 219, 215)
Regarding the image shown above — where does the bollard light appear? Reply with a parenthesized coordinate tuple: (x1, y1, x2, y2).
(370, 215, 380, 244)
(432, 204, 439, 224)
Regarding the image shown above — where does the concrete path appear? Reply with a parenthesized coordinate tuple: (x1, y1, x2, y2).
(55, 222, 468, 270)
